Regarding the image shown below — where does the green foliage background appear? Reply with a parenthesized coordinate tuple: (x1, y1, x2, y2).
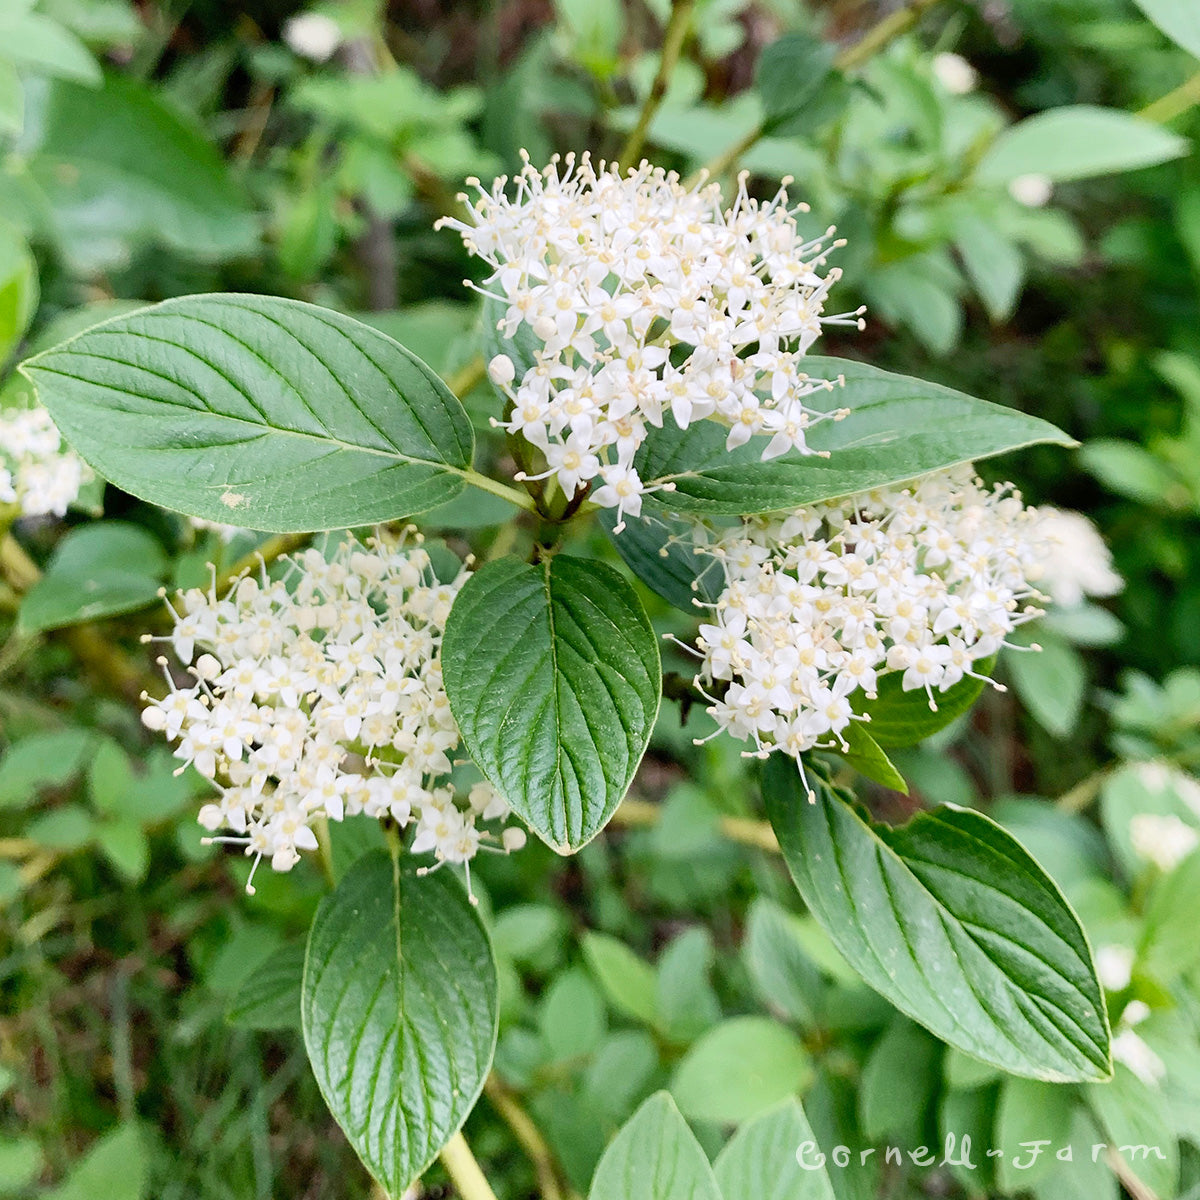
(4, 0, 1200, 1197)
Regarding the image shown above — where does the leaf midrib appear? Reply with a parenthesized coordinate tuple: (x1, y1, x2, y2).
(26, 357, 459, 474)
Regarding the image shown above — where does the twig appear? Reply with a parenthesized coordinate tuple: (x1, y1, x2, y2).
(689, 0, 948, 184)
(1104, 1148, 1159, 1200)
(611, 797, 780, 852)
(1139, 69, 1200, 124)
(484, 1075, 571, 1200)
(617, 0, 696, 172)
(439, 1131, 500, 1200)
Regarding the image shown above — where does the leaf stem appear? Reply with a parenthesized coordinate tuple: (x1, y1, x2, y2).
(1138, 69, 1200, 124)
(460, 468, 540, 514)
(611, 797, 780, 852)
(484, 1074, 575, 1200)
(617, 0, 696, 173)
(690, 0, 947, 184)
(439, 1131, 500, 1200)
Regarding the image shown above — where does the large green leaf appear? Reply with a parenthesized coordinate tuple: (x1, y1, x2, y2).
(302, 850, 497, 1199)
(599, 509, 724, 614)
(713, 1099, 837, 1200)
(588, 1092, 722, 1200)
(442, 554, 661, 853)
(1133, 0, 1200, 57)
(978, 106, 1188, 185)
(19, 522, 168, 634)
(23, 294, 475, 532)
(22, 76, 254, 271)
(637, 358, 1073, 515)
(670, 1016, 811, 1124)
(853, 654, 996, 748)
(763, 758, 1111, 1082)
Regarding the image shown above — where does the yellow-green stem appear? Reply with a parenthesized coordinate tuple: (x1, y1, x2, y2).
(1139, 69, 1200, 124)
(617, 0, 696, 172)
(438, 1131, 500, 1200)
(460, 468, 540, 514)
(612, 797, 780, 852)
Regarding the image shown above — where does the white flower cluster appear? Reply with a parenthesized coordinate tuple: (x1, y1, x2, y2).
(1033, 507, 1123, 608)
(141, 534, 525, 895)
(439, 154, 862, 529)
(1130, 812, 1198, 872)
(0, 406, 91, 519)
(691, 467, 1120, 789)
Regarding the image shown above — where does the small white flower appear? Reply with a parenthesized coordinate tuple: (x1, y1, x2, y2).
(1095, 944, 1134, 992)
(143, 532, 525, 894)
(438, 154, 864, 520)
(932, 52, 978, 95)
(691, 466, 1103, 771)
(283, 12, 342, 62)
(0, 406, 91, 518)
(1130, 812, 1199, 872)
(1008, 173, 1054, 208)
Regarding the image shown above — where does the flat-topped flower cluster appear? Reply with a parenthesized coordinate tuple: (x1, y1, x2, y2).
(439, 153, 862, 529)
(692, 467, 1121, 782)
(0, 405, 91, 518)
(141, 534, 524, 893)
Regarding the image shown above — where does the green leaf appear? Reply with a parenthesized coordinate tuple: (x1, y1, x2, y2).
(670, 1017, 811, 1124)
(1138, 850, 1200, 983)
(44, 1123, 147, 1200)
(588, 1092, 722, 1200)
(754, 33, 836, 135)
(1007, 632, 1087, 738)
(442, 554, 660, 853)
(1132, 0, 1200, 58)
(1086, 1065, 1179, 1197)
(853, 654, 996, 748)
(763, 757, 1112, 1082)
(837, 723, 909, 791)
(23, 294, 475, 533)
(599, 509, 724, 615)
(859, 1018, 940, 1144)
(539, 968, 606, 1062)
(19, 522, 167, 635)
(582, 932, 659, 1027)
(953, 212, 1025, 321)
(95, 820, 150, 884)
(994, 1077, 1076, 1191)
(713, 1099, 836, 1200)
(0, 1136, 42, 1192)
(302, 849, 497, 1198)
(637, 358, 1073, 515)
(0, 224, 37, 364)
(0, 60, 23, 137)
(1080, 439, 1187, 509)
(978, 106, 1188, 185)
(26, 804, 95, 851)
(742, 898, 824, 1028)
(228, 942, 305, 1031)
(23, 76, 254, 271)
(4, 13, 101, 86)
(656, 928, 721, 1044)
(0, 729, 94, 809)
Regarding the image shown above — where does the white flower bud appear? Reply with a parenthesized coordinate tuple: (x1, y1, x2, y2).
(1009, 173, 1053, 208)
(283, 12, 342, 62)
(932, 52, 977, 95)
(487, 354, 515, 387)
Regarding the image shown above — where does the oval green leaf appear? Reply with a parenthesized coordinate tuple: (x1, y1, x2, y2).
(301, 849, 498, 1198)
(589, 1092, 722, 1200)
(442, 554, 661, 853)
(22, 294, 475, 532)
(978, 105, 1188, 185)
(637, 358, 1074, 515)
(762, 757, 1111, 1082)
(19, 521, 168, 635)
(713, 1099, 837, 1200)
